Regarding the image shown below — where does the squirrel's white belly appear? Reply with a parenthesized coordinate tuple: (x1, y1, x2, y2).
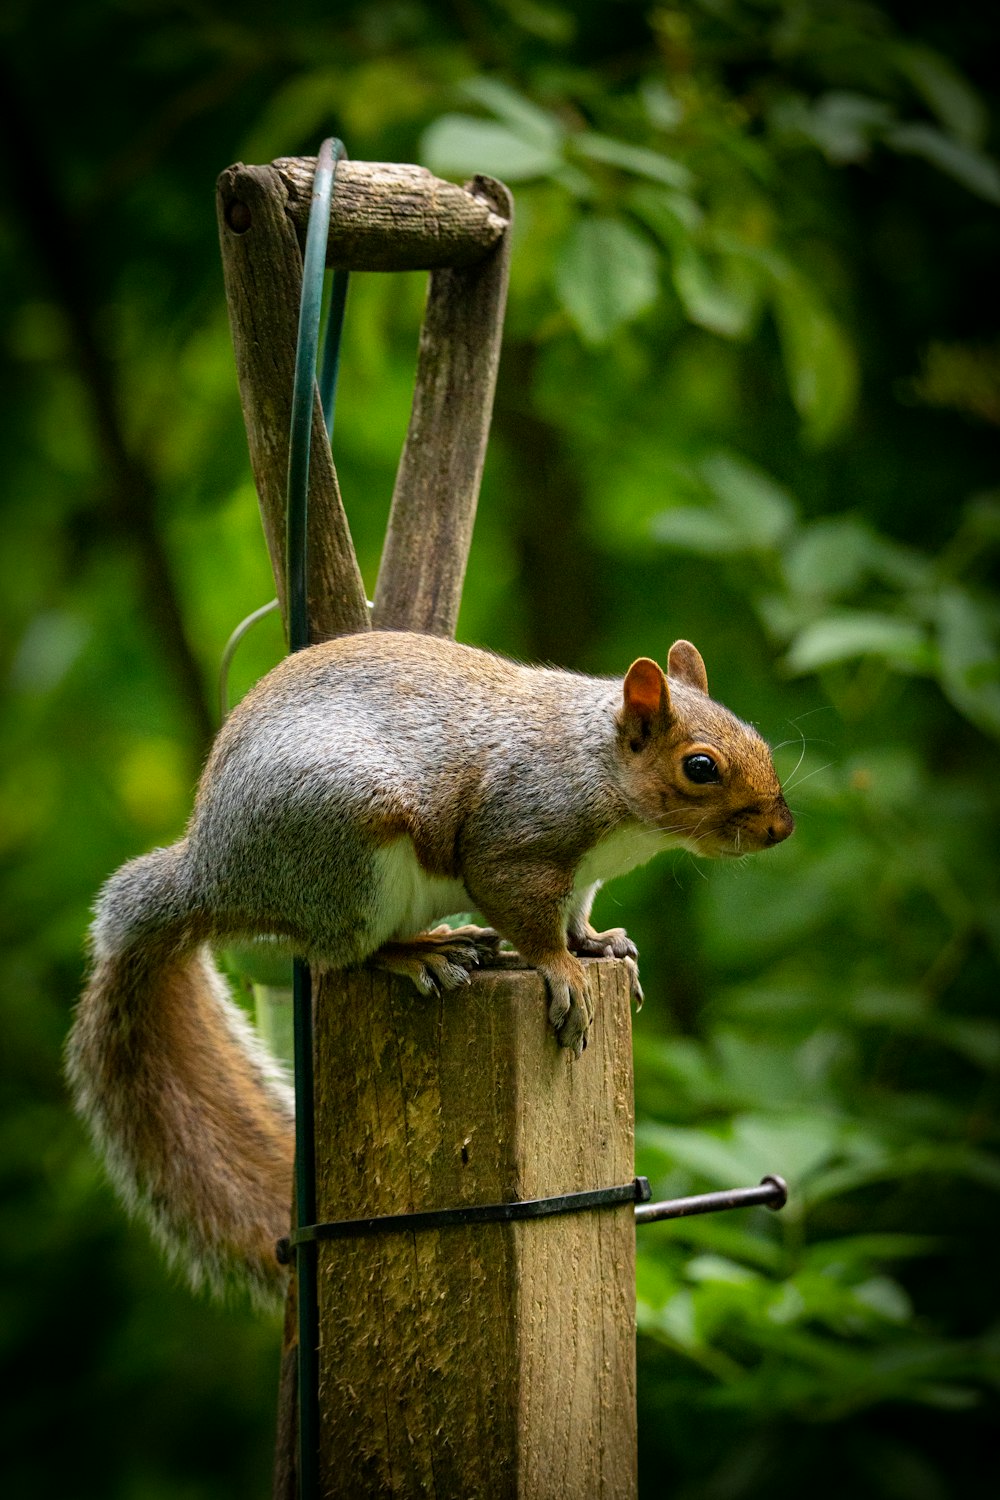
(372, 839, 473, 941)
(574, 822, 682, 889)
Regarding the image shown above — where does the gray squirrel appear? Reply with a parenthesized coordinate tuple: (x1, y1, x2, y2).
(66, 629, 793, 1303)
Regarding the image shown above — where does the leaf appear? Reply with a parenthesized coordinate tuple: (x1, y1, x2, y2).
(784, 612, 930, 676)
(636, 1122, 761, 1187)
(650, 507, 744, 555)
(700, 452, 797, 547)
(572, 131, 693, 190)
(729, 1113, 845, 1185)
(9, 610, 90, 694)
(783, 518, 873, 600)
(770, 271, 859, 445)
(629, 183, 704, 236)
(782, 517, 931, 602)
(852, 1276, 912, 1325)
(458, 77, 564, 150)
(686, 1254, 759, 1286)
(894, 44, 989, 150)
(885, 124, 1000, 206)
(771, 90, 894, 166)
(933, 586, 1000, 738)
(421, 114, 562, 181)
(671, 244, 760, 338)
(552, 216, 660, 344)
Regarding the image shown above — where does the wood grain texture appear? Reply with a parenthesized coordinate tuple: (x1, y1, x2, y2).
(372, 177, 514, 637)
(273, 158, 509, 271)
(312, 958, 637, 1499)
(216, 162, 371, 643)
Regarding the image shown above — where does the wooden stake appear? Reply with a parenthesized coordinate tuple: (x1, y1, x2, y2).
(313, 957, 638, 1499)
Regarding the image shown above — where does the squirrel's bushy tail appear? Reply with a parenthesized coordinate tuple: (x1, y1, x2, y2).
(65, 843, 294, 1304)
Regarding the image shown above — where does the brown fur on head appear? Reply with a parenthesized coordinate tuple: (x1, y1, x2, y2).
(616, 640, 794, 857)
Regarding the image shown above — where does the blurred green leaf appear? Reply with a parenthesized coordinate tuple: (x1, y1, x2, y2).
(459, 76, 565, 149)
(771, 90, 894, 165)
(671, 243, 761, 337)
(785, 612, 930, 674)
(651, 506, 744, 554)
(782, 518, 875, 600)
(770, 270, 859, 444)
(933, 586, 1000, 738)
(885, 124, 1000, 205)
(701, 452, 797, 545)
(552, 215, 659, 343)
(894, 44, 989, 149)
(628, 181, 704, 236)
(572, 131, 693, 190)
(421, 114, 563, 180)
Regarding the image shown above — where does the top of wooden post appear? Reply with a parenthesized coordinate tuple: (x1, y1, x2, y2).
(219, 158, 510, 274)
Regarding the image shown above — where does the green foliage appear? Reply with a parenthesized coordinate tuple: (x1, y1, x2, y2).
(1, 1, 998, 1496)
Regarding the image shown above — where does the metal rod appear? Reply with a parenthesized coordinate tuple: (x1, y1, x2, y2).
(319, 267, 350, 438)
(634, 1174, 787, 1225)
(287, 137, 344, 652)
(291, 958, 318, 1500)
(286, 135, 346, 1500)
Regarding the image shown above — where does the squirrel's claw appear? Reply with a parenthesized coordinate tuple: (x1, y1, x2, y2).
(624, 956, 644, 1011)
(542, 960, 593, 1056)
(568, 925, 638, 961)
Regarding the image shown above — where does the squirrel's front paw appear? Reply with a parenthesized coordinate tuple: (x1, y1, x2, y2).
(567, 924, 638, 961)
(623, 955, 644, 1010)
(539, 955, 592, 1057)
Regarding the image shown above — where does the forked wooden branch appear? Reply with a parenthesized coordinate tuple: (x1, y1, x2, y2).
(216, 159, 512, 644)
(373, 175, 514, 636)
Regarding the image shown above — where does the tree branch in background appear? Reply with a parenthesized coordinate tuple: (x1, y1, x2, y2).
(495, 340, 605, 668)
(0, 66, 215, 757)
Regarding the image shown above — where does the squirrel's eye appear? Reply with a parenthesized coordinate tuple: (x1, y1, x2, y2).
(683, 753, 720, 785)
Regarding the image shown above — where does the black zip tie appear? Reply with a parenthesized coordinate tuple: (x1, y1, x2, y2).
(276, 1177, 653, 1262)
(275, 1173, 788, 1263)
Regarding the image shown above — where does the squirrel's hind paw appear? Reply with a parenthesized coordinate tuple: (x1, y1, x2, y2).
(369, 927, 499, 996)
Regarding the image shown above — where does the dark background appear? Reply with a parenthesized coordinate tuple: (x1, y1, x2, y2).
(2, 2, 998, 1495)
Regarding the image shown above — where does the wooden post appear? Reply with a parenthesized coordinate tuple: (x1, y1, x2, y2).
(313, 959, 638, 1499)
(216, 154, 639, 1500)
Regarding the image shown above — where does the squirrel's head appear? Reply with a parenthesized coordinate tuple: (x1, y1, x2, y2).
(615, 640, 794, 858)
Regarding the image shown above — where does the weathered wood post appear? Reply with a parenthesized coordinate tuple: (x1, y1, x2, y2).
(217, 155, 639, 1499)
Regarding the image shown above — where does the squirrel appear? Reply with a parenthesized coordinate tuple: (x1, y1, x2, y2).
(66, 629, 793, 1304)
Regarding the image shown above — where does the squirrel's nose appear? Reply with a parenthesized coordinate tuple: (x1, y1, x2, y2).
(765, 803, 795, 845)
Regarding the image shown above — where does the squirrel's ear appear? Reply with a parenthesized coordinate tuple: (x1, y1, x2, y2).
(623, 658, 671, 732)
(667, 639, 709, 695)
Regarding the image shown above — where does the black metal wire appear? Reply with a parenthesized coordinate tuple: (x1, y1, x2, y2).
(277, 1178, 653, 1258)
